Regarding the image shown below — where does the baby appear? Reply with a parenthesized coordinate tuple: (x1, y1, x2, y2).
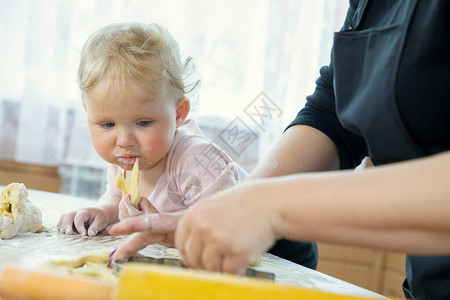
(58, 23, 247, 236)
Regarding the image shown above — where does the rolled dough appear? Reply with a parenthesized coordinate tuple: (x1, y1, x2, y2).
(49, 250, 117, 284)
(47, 248, 261, 285)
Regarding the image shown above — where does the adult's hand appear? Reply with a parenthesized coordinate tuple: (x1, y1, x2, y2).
(108, 212, 182, 262)
(175, 182, 279, 274)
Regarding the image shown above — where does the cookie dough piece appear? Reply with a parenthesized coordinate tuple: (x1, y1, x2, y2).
(51, 252, 110, 268)
(0, 183, 42, 239)
(49, 250, 117, 284)
(161, 247, 182, 258)
(115, 158, 140, 207)
(250, 255, 261, 267)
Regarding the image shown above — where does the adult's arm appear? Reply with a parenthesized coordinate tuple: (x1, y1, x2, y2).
(247, 125, 340, 269)
(247, 125, 340, 180)
(175, 151, 450, 274)
(274, 151, 450, 253)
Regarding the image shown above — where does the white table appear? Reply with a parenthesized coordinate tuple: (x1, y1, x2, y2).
(0, 188, 385, 298)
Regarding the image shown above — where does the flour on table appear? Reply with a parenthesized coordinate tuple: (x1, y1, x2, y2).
(0, 183, 42, 239)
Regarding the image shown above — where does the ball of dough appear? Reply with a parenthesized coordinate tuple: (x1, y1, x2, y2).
(0, 183, 42, 239)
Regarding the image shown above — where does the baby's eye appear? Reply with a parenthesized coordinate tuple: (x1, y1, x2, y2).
(101, 122, 115, 128)
(138, 120, 152, 127)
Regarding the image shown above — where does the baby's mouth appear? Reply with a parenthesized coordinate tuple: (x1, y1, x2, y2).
(116, 156, 138, 165)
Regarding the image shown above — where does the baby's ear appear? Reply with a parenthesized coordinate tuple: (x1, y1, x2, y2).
(82, 101, 87, 112)
(176, 97, 190, 127)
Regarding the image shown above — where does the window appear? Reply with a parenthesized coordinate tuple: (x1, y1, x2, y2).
(0, 0, 347, 198)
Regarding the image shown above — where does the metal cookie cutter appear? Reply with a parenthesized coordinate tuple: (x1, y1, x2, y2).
(113, 255, 276, 281)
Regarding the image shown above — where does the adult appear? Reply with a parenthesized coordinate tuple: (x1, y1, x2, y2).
(110, 1, 450, 299)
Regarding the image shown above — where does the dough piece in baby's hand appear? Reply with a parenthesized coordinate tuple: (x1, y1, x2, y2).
(0, 183, 42, 239)
(115, 158, 140, 207)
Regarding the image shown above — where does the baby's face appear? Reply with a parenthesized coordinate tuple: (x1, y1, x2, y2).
(84, 79, 179, 172)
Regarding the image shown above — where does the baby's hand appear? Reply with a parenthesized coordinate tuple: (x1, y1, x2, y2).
(118, 195, 158, 221)
(57, 207, 109, 236)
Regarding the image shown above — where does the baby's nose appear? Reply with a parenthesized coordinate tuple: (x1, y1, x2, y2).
(117, 129, 136, 147)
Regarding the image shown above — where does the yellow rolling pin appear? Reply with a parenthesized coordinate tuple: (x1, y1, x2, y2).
(114, 263, 382, 300)
(0, 263, 388, 300)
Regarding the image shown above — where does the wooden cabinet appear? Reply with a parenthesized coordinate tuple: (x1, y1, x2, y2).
(0, 160, 61, 193)
(317, 243, 406, 298)
(318, 157, 407, 298)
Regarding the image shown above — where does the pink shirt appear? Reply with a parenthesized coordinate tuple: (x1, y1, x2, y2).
(105, 120, 247, 212)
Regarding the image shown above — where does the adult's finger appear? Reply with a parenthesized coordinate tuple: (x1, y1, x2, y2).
(111, 232, 165, 261)
(182, 229, 204, 269)
(222, 254, 247, 275)
(200, 244, 223, 272)
(108, 212, 183, 235)
(174, 212, 189, 260)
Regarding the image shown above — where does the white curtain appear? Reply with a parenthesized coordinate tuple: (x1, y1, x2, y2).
(0, 0, 347, 194)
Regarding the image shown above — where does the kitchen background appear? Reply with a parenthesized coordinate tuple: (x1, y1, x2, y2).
(0, 0, 347, 199)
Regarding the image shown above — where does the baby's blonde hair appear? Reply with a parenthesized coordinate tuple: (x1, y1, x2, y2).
(78, 23, 197, 100)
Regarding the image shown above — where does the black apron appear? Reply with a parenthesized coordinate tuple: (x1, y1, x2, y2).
(332, 0, 450, 298)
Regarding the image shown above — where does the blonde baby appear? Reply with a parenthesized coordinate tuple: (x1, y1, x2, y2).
(58, 23, 246, 236)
